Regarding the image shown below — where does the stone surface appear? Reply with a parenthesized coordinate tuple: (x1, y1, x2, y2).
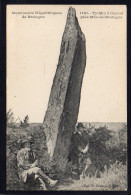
(43, 6, 86, 170)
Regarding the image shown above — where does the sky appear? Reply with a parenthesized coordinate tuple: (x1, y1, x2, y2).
(7, 5, 127, 123)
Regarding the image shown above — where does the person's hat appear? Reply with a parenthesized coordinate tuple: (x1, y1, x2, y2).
(76, 122, 86, 129)
(20, 137, 34, 147)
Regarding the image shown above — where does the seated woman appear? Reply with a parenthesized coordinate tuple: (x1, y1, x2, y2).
(17, 138, 58, 190)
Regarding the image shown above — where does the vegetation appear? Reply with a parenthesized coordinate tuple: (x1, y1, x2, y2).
(6, 109, 30, 128)
(6, 123, 127, 190)
(20, 115, 30, 127)
(6, 125, 50, 190)
(56, 161, 127, 191)
(6, 109, 15, 128)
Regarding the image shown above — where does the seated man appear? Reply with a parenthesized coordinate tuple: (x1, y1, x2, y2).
(17, 138, 58, 190)
(69, 123, 91, 180)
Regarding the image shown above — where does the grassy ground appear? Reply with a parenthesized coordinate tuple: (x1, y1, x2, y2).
(6, 123, 127, 191)
(53, 162, 127, 191)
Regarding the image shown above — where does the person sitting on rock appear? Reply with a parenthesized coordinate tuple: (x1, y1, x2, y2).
(17, 137, 58, 190)
(69, 123, 91, 180)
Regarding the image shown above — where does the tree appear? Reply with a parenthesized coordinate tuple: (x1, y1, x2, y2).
(24, 115, 29, 125)
(20, 115, 29, 127)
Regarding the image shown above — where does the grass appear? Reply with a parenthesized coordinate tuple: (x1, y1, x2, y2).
(55, 162, 127, 191)
(6, 123, 127, 191)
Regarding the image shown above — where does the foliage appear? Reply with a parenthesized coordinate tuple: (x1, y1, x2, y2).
(6, 109, 15, 127)
(6, 123, 127, 190)
(6, 125, 50, 190)
(106, 124, 127, 165)
(57, 161, 127, 190)
(24, 115, 29, 124)
(20, 115, 30, 127)
(85, 124, 127, 175)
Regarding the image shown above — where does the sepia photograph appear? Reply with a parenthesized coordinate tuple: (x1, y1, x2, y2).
(6, 5, 127, 191)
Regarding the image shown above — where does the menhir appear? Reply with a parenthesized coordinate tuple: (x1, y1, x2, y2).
(43, 6, 86, 171)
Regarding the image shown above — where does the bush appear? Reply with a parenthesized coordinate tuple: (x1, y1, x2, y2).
(6, 109, 15, 128)
(20, 115, 30, 127)
(6, 125, 50, 190)
(6, 123, 127, 190)
(86, 124, 127, 174)
(59, 162, 127, 190)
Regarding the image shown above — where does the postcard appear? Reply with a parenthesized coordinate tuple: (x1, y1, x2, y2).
(6, 5, 127, 191)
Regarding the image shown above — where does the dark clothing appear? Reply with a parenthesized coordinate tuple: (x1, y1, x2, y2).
(70, 131, 89, 158)
(69, 131, 91, 179)
(29, 150, 35, 164)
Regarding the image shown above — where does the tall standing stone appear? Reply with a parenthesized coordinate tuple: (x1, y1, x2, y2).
(43, 7, 86, 170)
